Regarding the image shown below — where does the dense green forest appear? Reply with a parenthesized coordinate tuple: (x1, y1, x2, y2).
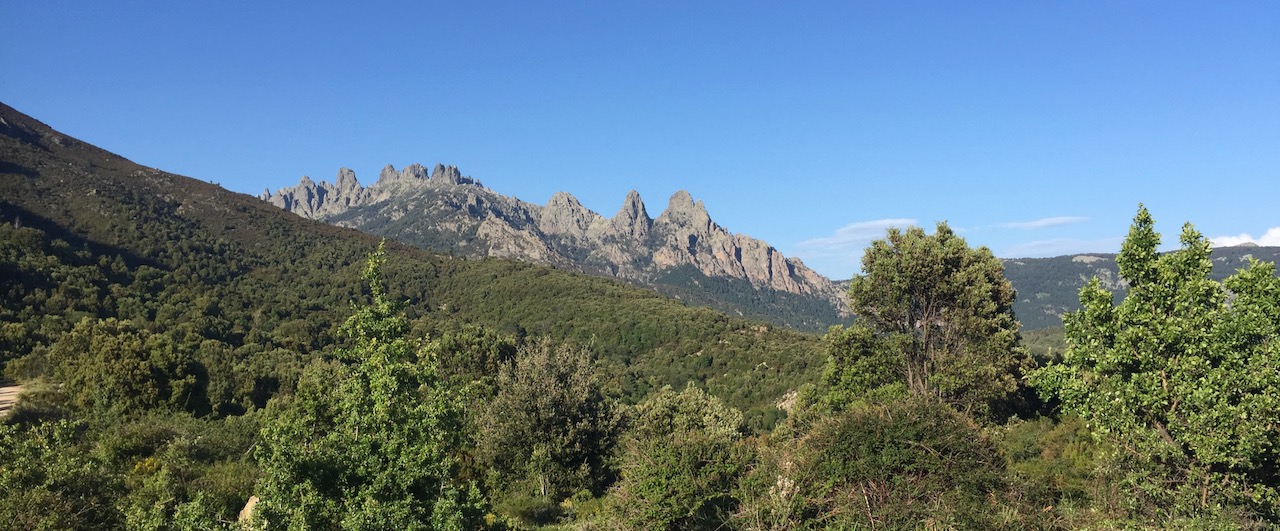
(3, 103, 1278, 528)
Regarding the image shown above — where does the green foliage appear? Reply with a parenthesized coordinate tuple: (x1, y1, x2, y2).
(430, 258, 822, 430)
(812, 323, 907, 413)
(629, 383, 745, 442)
(739, 397, 1024, 529)
(48, 317, 198, 415)
(0, 419, 125, 529)
(1031, 206, 1280, 522)
(845, 222, 1033, 422)
(652, 264, 850, 332)
(253, 244, 490, 529)
(1022, 326, 1066, 365)
(998, 415, 1117, 523)
(608, 433, 752, 530)
(476, 339, 621, 519)
(603, 384, 751, 530)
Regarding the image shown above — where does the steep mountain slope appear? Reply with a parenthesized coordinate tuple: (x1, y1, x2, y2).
(0, 101, 821, 428)
(262, 165, 849, 331)
(1003, 246, 1280, 330)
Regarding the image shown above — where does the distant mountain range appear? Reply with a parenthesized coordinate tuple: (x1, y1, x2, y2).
(263, 165, 1280, 332)
(1002, 246, 1280, 329)
(262, 165, 850, 331)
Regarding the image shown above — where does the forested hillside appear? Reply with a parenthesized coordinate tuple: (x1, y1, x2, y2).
(0, 103, 818, 426)
(1004, 246, 1280, 329)
(2, 102, 1277, 529)
(0, 103, 818, 526)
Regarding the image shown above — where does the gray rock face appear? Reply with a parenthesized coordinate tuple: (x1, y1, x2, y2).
(263, 164, 849, 316)
(610, 190, 652, 240)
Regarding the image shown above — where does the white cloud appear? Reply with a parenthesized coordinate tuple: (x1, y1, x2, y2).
(1210, 227, 1280, 248)
(794, 218, 917, 258)
(1000, 216, 1088, 230)
(791, 219, 916, 278)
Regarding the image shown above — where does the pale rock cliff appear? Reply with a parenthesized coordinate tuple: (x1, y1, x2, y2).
(263, 164, 849, 317)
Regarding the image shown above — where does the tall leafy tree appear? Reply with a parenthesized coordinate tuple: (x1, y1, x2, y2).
(254, 242, 489, 529)
(845, 222, 1031, 421)
(1032, 206, 1280, 521)
(476, 339, 621, 506)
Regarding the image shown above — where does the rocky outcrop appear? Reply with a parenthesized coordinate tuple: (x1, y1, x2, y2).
(540, 191, 606, 241)
(263, 164, 849, 315)
(609, 190, 652, 240)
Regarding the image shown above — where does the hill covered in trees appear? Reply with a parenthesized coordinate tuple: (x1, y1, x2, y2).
(0, 101, 821, 525)
(0, 102, 819, 427)
(1003, 246, 1280, 330)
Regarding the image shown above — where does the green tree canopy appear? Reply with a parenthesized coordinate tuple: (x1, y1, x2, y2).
(253, 243, 489, 529)
(604, 384, 750, 530)
(476, 339, 621, 507)
(844, 222, 1032, 421)
(1031, 206, 1280, 521)
(48, 317, 197, 415)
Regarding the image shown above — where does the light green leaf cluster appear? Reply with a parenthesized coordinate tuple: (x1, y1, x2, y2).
(603, 383, 751, 529)
(1032, 206, 1280, 519)
(253, 242, 489, 529)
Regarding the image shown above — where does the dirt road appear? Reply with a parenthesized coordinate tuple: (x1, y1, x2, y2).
(0, 385, 20, 417)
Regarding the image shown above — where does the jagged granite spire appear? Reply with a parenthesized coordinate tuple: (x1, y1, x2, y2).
(656, 190, 714, 234)
(610, 190, 652, 240)
(261, 166, 849, 325)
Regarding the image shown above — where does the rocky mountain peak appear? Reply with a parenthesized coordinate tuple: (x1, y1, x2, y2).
(657, 190, 713, 233)
(376, 164, 401, 185)
(261, 167, 849, 326)
(403, 163, 430, 181)
(609, 190, 652, 240)
(547, 191, 583, 208)
(540, 191, 603, 238)
(431, 163, 477, 185)
(336, 167, 361, 192)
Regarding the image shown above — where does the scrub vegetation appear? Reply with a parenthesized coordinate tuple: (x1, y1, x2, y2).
(2, 107, 1278, 528)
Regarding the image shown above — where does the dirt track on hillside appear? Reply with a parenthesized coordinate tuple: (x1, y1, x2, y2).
(0, 385, 20, 416)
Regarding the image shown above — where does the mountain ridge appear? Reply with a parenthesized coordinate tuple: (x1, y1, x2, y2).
(1002, 248, 1280, 329)
(263, 164, 850, 330)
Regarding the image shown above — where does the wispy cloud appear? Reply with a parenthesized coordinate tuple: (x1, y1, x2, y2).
(1000, 216, 1088, 230)
(795, 218, 917, 257)
(791, 218, 917, 278)
(1210, 227, 1280, 247)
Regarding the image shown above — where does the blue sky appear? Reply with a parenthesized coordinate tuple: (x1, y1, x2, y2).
(3, 1, 1277, 278)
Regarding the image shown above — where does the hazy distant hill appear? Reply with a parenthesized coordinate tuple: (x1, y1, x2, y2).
(1003, 246, 1280, 330)
(263, 166, 850, 331)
